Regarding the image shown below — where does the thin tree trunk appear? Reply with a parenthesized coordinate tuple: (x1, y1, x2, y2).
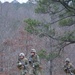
(50, 60, 53, 75)
(25, 32, 28, 57)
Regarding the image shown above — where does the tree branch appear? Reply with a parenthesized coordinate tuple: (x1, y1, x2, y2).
(50, 14, 75, 25)
(56, 0, 75, 12)
(57, 42, 73, 55)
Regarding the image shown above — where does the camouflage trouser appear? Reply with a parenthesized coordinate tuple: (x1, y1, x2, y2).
(29, 67, 41, 75)
(20, 69, 27, 75)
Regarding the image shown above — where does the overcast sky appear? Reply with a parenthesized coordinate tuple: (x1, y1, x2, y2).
(0, 0, 28, 3)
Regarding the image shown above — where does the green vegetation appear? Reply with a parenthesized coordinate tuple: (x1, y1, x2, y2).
(38, 49, 58, 61)
(59, 18, 74, 26)
(25, 0, 75, 45)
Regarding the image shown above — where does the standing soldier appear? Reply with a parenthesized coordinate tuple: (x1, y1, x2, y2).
(29, 49, 41, 75)
(17, 53, 28, 75)
(63, 58, 74, 75)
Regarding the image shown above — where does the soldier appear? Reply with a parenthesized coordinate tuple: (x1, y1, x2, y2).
(28, 49, 41, 75)
(63, 58, 74, 75)
(17, 53, 28, 75)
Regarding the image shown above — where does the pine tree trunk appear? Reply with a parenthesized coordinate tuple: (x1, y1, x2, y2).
(49, 60, 53, 75)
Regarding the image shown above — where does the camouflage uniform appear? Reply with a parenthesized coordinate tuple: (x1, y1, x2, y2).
(29, 49, 41, 75)
(17, 53, 28, 75)
(63, 58, 74, 75)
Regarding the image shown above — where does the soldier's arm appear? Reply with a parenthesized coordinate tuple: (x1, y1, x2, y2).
(33, 55, 40, 67)
(37, 55, 40, 63)
(63, 64, 68, 71)
(24, 58, 28, 65)
(70, 63, 74, 70)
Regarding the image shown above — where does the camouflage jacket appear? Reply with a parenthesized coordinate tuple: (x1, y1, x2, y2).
(29, 54, 40, 68)
(17, 57, 28, 70)
(64, 63, 74, 73)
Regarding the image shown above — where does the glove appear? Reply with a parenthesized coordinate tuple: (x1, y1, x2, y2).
(33, 63, 35, 68)
(17, 62, 23, 69)
(29, 60, 32, 64)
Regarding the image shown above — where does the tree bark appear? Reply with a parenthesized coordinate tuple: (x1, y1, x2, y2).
(49, 60, 53, 75)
